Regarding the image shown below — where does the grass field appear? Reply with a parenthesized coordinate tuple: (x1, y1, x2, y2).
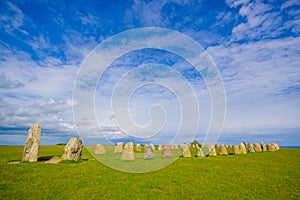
(0, 146, 299, 199)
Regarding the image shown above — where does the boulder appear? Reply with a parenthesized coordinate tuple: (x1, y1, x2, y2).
(248, 143, 255, 153)
(162, 144, 172, 158)
(135, 144, 142, 152)
(254, 142, 262, 152)
(232, 144, 240, 155)
(22, 123, 41, 162)
(219, 144, 228, 155)
(239, 143, 247, 154)
(114, 142, 123, 153)
(61, 138, 83, 161)
(121, 142, 134, 161)
(95, 144, 106, 154)
(143, 144, 155, 159)
(261, 141, 267, 152)
(181, 144, 191, 157)
(208, 145, 217, 156)
(267, 144, 275, 152)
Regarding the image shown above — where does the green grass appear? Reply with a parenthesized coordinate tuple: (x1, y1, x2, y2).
(0, 146, 299, 199)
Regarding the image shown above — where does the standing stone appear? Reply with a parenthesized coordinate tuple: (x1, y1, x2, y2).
(143, 144, 155, 159)
(232, 144, 240, 155)
(95, 144, 106, 154)
(225, 144, 229, 148)
(61, 138, 83, 161)
(239, 143, 247, 154)
(162, 144, 172, 158)
(135, 144, 142, 152)
(195, 143, 200, 149)
(121, 142, 134, 160)
(208, 145, 217, 156)
(267, 144, 275, 152)
(196, 147, 205, 158)
(254, 142, 262, 152)
(114, 142, 123, 153)
(219, 144, 228, 155)
(248, 143, 255, 153)
(229, 144, 233, 149)
(261, 141, 267, 152)
(181, 144, 191, 157)
(150, 143, 156, 152)
(170, 144, 176, 149)
(273, 143, 280, 151)
(22, 123, 41, 162)
(158, 145, 162, 150)
(215, 144, 219, 149)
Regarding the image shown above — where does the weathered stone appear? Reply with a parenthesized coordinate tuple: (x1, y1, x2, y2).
(232, 144, 240, 155)
(273, 143, 280, 151)
(261, 141, 267, 152)
(208, 145, 217, 156)
(169, 144, 174, 149)
(188, 144, 192, 149)
(162, 144, 172, 158)
(248, 143, 255, 153)
(267, 144, 275, 152)
(195, 143, 200, 149)
(181, 144, 191, 157)
(229, 144, 233, 148)
(143, 144, 155, 159)
(135, 144, 142, 152)
(254, 142, 262, 152)
(225, 144, 229, 148)
(219, 144, 228, 155)
(157, 145, 162, 150)
(215, 144, 219, 149)
(150, 143, 155, 152)
(22, 123, 41, 162)
(196, 147, 205, 158)
(61, 138, 83, 161)
(114, 142, 123, 153)
(239, 143, 247, 154)
(121, 142, 134, 160)
(95, 144, 106, 154)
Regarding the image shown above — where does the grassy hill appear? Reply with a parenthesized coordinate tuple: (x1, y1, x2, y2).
(0, 146, 299, 199)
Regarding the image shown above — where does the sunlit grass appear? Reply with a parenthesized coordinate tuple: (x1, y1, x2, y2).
(0, 146, 299, 199)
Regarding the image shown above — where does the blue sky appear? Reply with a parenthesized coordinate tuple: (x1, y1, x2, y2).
(0, 0, 299, 146)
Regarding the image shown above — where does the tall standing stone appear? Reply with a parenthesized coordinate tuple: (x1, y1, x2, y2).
(162, 144, 172, 158)
(248, 143, 255, 153)
(232, 144, 240, 155)
(239, 143, 247, 154)
(22, 123, 41, 162)
(181, 144, 191, 157)
(219, 144, 228, 155)
(121, 142, 134, 160)
(135, 144, 142, 152)
(114, 142, 123, 153)
(61, 138, 83, 161)
(95, 144, 106, 154)
(208, 145, 217, 156)
(144, 144, 155, 159)
(254, 142, 262, 152)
